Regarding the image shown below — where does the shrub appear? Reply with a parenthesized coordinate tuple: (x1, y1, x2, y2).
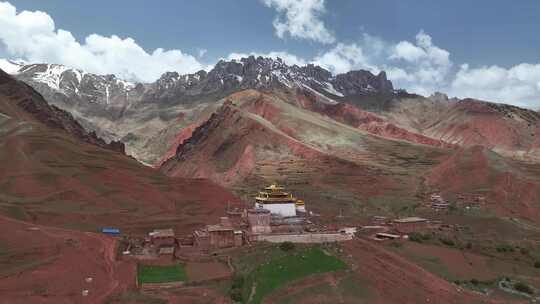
(465, 242, 473, 250)
(514, 282, 533, 294)
(470, 278, 479, 286)
(534, 261, 540, 268)
(229, 288, 243, 302)
(279, 241, 295, 252)
(409, 233, 431, 243)
(495, 244, 514, 253)
(439, 237, 455, 247)
(408, 233, 423, 243)
(231, 275, 244, 289)
(519, 247, 530, 255)
(229, 275, 245, 302)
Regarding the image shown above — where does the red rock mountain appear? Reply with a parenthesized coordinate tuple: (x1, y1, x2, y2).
(161, 89, 540, 224)
(0, 69, 125, 154)
(0, 68, 238, 232)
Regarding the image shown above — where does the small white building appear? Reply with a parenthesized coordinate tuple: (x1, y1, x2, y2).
(255, 201, 296, 217)
(254, 183, 303, 217)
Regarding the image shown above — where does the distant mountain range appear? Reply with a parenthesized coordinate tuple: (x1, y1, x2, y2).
(1, 56, 539, 167)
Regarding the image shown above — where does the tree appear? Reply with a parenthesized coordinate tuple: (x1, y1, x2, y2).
(279, 241, 295, 252)
(514, 282, 533, 294)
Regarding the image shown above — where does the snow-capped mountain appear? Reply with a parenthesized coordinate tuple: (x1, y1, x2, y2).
(0, 56, 396, 165)
(148, 56, 394, 102)
(14, 63, 134, 106)
(0, 59, 26, 74)
(4, 56, 394, 107)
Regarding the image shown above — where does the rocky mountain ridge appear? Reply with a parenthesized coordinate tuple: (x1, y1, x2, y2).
(3, 56, 540, 165)
(0, 68, 125, 154)
(6, 56, 394, 106)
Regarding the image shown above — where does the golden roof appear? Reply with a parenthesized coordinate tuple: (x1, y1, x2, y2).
(256, 183, 296, 203)
(265, 183, 284, 191)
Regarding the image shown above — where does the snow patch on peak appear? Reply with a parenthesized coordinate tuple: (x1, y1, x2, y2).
(271, 70, 292, 88)
(73, 69, 85, 84)
(0, 59, 24, 74)
(322, 82, 344, 97)
(302, 84, 339, 105)
(33, 64, 69, 90)
(116, 79, 135, 90)
(105, 85, 110, 105)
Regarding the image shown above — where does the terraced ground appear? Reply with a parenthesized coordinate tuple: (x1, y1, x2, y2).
(0, 66, 239, 303)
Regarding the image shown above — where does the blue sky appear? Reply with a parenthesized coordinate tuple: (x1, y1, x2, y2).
(1, 0, 540, 107)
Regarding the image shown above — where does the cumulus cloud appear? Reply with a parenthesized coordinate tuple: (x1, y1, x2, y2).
(307, 31, 452, 96)
(450, 63, 540, 108)
(198, 48, 208, 58)
(386, 30, 452, 94)
(226, 51, 307, 66)
(262, 0, 335, 44)
(2, 1, 539, 108)
(313, 43, 378, 74)
(0, 1, 203, 82)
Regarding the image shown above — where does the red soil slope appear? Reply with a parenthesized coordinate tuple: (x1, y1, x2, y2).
(423, 99, 540, 161)
(160, 90, 450, 219)
(0, 215, 133, 304)
(0, 68, 240, 302)
(342, 239, 509, 304)
(0, 69, 125, 154)
(0, 68, 238, 233)
(296, 89, 455, 149)
(161, 98, 328, 184)
(427, 146, 540, 223)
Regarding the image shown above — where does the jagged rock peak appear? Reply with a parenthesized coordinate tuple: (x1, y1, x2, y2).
(156, 55, 396, 98)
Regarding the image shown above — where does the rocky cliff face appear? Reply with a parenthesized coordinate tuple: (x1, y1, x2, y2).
(4, 56, 395, 164)
(11, 56, 395, 109)
(7, 55, 539, 164)
(0, 68, 125, 154)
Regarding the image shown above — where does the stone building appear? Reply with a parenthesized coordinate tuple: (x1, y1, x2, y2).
(392, 217, 428, 234)
(247, 209, 271, 234)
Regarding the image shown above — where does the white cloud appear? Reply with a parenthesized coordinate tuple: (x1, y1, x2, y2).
(386, 30, 452, 94)
(198, 48, 208, 58)
(226, 51, 307, 66)
(307, 30, 452, 97)
(0, 1, 204, 82)
(313, 43, 378, 74)
(262, 0, 335, 44)
(2, 1, 539, 109)
(450, 63, 540, 108)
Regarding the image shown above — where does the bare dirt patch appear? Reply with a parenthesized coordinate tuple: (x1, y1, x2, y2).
(186, 261, 231, 283)
(0, 215, 135, 304)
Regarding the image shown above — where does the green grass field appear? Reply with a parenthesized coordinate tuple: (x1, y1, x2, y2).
(137, 264, 187, 285)
(244, 247, 347, 304)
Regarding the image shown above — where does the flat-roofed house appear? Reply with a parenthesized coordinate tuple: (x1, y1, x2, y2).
(247, 209, 271, 234)
(149, 228, 176, 247)
(393, 217, 428, 234)
(207, 224, 235, 248)
(193, 217, 243, 250)
(148, 228, 176, 255)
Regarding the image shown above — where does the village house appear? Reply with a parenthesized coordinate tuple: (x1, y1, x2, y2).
(193, 217, 244, 251)
(392, 217, 428, 234)
(247, 208, 272, 234)
(149, 228, 176, 255)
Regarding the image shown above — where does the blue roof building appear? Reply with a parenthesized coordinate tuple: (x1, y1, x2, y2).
(101, 228, 120, 235)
